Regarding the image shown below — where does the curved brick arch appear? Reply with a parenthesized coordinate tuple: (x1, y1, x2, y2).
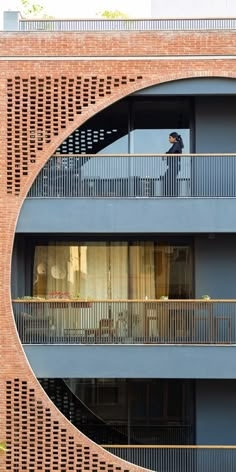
(2, 62, 236, 471)
(18, 67, 236, 202)
(1, 68, 152, 471)
(1, 232, 149, 465)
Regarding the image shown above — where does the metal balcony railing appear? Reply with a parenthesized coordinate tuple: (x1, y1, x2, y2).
(12, 299, 236, 345)
(27, 154, 236, 199)
(102, 445, 236, 472)
(19, 18, 236, 32)
(62, 423, 193, 447)
(98, 424, 194, 446)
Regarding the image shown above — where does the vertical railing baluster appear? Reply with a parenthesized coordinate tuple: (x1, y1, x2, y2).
(26, 154, 236, 199)
(20, 18, 236, 32)
(101, 446, 236, 472)
(11, 300, 236, 346)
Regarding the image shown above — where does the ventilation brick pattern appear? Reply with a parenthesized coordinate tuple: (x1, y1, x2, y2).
(39, 379, 128, 445)
(5, 379, 135, 472)
(56, 128, 119, 155)
(6, 75, 142, 195)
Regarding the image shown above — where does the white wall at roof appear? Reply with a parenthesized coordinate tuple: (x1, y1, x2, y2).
(151, 0, 236, 17)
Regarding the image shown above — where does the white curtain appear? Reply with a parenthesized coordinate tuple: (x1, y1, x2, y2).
(33, 242, 192, 300)
(33, 242, 127, 300)
(129, 242, 156, 299)
(110, 243, 128, 299)
(81, 243, 108, 299)
(33, 244, 80, 297)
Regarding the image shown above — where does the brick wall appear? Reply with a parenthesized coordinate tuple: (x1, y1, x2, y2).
(0, 29, 236, 471)
(1, 30, 236, 56)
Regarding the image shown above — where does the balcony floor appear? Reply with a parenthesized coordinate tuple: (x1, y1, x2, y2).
(16, 197, 236, 233)
(24, 344, 236, 379)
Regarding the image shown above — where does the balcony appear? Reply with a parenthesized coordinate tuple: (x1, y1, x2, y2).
(18, 153, 236, 233)
(27, 153, 236, 199)
(102, 445, 236, 472)
(13, 299, 236, 345)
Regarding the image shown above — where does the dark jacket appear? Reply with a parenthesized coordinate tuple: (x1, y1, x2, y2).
(166, 141, 182, 172)
(166, 141, 182, 154)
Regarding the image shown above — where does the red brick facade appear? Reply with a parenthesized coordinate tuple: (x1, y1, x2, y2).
(1, 29, 236, 471)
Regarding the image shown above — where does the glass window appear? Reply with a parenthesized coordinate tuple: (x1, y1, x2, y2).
(95, 380, 119, 405)
(33, 242, 128, 299)
(131, 98, 191, 154)
(167, 380, 183, 418)
(64, 378, 195, 445)
(56, 96, 192, 156)
(33, 240, 193, 300)
(57, 100, 129, 155)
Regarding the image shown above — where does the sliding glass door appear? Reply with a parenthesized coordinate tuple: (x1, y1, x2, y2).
(33, 240, 193, 299)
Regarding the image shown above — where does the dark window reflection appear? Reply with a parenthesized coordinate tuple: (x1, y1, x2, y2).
(131, 98, 191, 153)
(56, 100, 129, 155)
(65, 378, 195, 445)
(56, 96, 192, 155)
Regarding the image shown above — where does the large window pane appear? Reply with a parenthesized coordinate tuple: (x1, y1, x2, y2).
(33, 242, 128, 299)
(56, 100, 129, 155)
(132, 128, 190, 154)
(65, 378, 195, 445)
(131, 98, 191, 152)
(33, 240, 193, 300)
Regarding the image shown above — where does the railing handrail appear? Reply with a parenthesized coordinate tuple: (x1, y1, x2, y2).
(19, 17, 236, 22)
(28, 153, 236, 199)
(13, 298, 236, 345)
(100, 444, 236, 471)
(51, 153, 236, 157)
(12, 299, 236, 303)
(102, 444, 236, 449)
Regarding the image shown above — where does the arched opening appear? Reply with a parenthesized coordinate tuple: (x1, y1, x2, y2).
(10, 77, 236, 470)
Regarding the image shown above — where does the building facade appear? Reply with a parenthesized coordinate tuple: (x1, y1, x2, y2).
(2, 12, 236, 472)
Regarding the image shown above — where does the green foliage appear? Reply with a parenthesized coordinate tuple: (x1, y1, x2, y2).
(17, 295, 46, 300)
(96, 10, 129, 19)
(0, 442, 6, 452)
(18, 0, 53, 19)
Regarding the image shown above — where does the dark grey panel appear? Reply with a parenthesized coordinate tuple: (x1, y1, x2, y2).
(16, 198, 236, 233)
(195, 96, 236, 153)
(196, 380, 236, 445)
(24, 344, 236, 379)
(133, 78, 236, 96)
(195, 235, 236, 299)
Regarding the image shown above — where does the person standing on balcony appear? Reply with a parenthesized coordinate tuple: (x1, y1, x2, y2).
(163, 132, 184, 196)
